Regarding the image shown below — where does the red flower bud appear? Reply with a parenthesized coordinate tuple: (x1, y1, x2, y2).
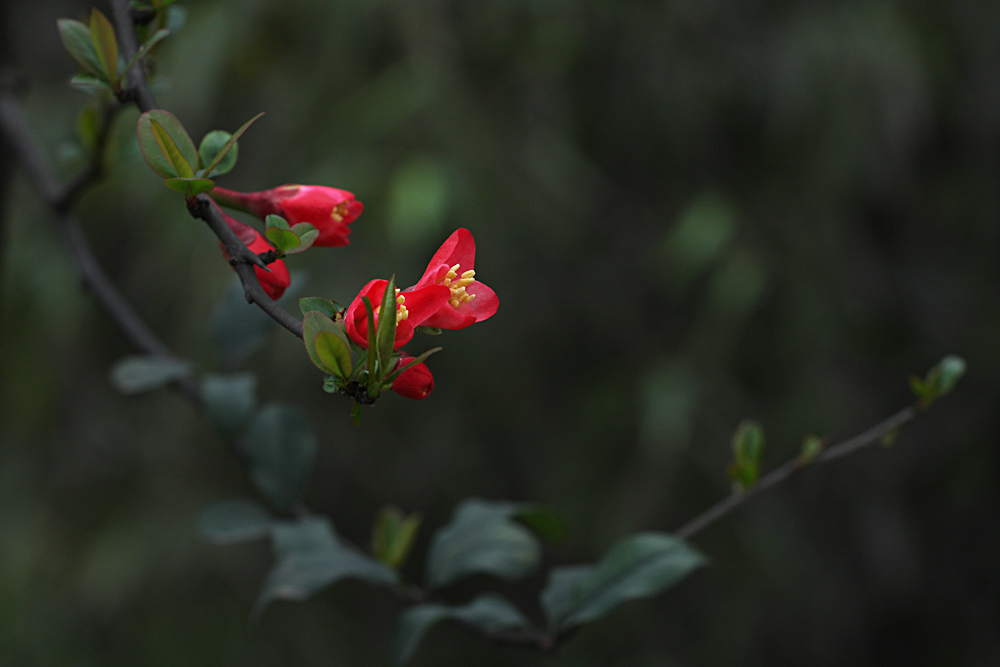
(211, 185, 362, 247)
(217, 209, 291, 300)
(391, 354, 434, 399)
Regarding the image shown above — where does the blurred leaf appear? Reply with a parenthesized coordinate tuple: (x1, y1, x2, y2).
(372, 506, 421, 569)
(242, 404, 317, 511)
(165, 4, 187, 34)
(201, 112, 264, 177)
(351, 401, 362, 426)
(109, 355, 192, 394)
(299, 297, 341, 319)
(387, 156, 450, 246)
(136, 110, 198, 179)
(70, 73, 115, 95)
(164, 177, 215, 195)
(88, 9, 119, 89)
(201, 373, 257, 438)
(659, 191, 737, 288)
(541, 533, 706, 631)
(392, 595, 533, 666)
(76, 106, 100, 150)
(516, 505, 567, 544)
(122, 28, 170, 74)
(198, 499, 271, 545)
(212, 277, 275, 369)
(915, 355, 966, 407)
(255, 516, 397, 617)
(728, 420, 765, 490)
(57, 19, 103, 77)
(798, 435, 824, 465)
(425, 498, 540, 589)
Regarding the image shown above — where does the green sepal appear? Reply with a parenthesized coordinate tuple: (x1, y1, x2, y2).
(200, 112, 264, 177)
(88, 8, 119, 90)
(372, 506, 422, 570)
(137, 109, 198, 179)
(376, 276, 399, 384)
(57, 19, 103, 77)
(164, 177, 215, 196)
(299, 297, 342, 319)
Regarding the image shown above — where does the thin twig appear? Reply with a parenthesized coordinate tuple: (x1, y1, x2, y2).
(109, 0, 157, 112)
(673, 404, 919, 540)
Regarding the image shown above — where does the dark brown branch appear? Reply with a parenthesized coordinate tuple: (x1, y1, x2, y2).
(673, 404, 919, 540)
(109, 0, 157, 112)
(189, 195, 304, 338)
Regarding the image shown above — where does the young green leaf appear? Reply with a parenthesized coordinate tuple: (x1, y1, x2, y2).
(376, 276, 399, 383)
(121, 28, 170, 75)
(372, 506, 422, 569)
(198, 130, 238, 177)
(728, 420, 764, 490)
(57, 19, 103, 77)
(136, 109, 198, 179)
(265, 226, 300, 254)
(201, 112, 264, 176)
(302, 311, 352, 376)
(88, 9, 119, 90)
(70, 73, 115, 95)
(288, 224, 320, 253)
(265, 214, 290, 231)
(299, 297, 341, 319)
(164, 177, 215, 196)
(315, 331, 353, 379)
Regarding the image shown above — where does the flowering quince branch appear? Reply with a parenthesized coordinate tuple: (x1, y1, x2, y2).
(3, 5, 971, 666)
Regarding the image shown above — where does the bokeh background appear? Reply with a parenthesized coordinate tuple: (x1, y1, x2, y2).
(2, 0, 998, 665)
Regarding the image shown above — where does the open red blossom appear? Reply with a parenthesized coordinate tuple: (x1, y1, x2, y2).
(409, 228, 498, 330)
(211, 184, 362, 247)
(391, 354, 434, 399)
(344, 279, 450, 349)
(218, 210, 291, 300)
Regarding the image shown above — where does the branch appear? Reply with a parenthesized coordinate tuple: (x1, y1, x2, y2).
(109, 0, 157, 112)
(673, 404, 919, 540)
(0, 89, 200, 404)
(189, 195, 304, 338)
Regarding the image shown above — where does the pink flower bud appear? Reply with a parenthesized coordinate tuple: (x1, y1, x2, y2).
(211, 185, 363, 247)
(391, 354, 434, 400)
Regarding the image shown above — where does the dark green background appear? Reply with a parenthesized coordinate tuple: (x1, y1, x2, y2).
(2, 0, 998, 665)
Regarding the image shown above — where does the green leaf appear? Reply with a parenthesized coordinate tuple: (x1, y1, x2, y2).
(265, 226, 299, 254)
(121, 28, 170, 78)
(541, 532, 707, 631)
(242, 404, 317, 511)
(302, 311, 352, 376)
(265, 214, 290, 231)
(164, 177, 215, 196)
(425, 498, 541, 589)
(198, 499, 272, 545)
(287, 224, 319, 253)
(201, 112, 264, 177)
(351, 401, 363, 426)
(198, 130, 238, 177)
(57, 19, 103, 77)
(136, 109, 198, 179)
(516, 505, 567, 544)
(919, 355, 967, 406)
(728, 420, 764, 490)
(314, 331, 353, 379)
(392, 595, 533, 666)
(88, 9, 119, 89)
(299, 297, 341, 319)
(201, 373, 257, 438)
(376, 276, 399, 384)
(70, 73, 115, 95)
(109, 355, 193, 394)
(372, 506, 422, 569)
(255, 516, 398, 617)
(361, 296, 378, 388)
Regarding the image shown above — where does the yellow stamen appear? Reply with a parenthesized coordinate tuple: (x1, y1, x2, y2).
(438, 263, 477, 308)
(330, 202, 348, 222)
(375, 288, 408, 324)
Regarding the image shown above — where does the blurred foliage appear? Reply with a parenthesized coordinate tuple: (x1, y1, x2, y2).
(1, 0, 999, 665)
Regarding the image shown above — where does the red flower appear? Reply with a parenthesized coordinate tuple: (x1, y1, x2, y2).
(211, 184, 363, 247)
(409, 228, 498, 330)
(344, 279, 450, 349)
(218, 210, 291, 300)
(391, 354, 434, 400)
